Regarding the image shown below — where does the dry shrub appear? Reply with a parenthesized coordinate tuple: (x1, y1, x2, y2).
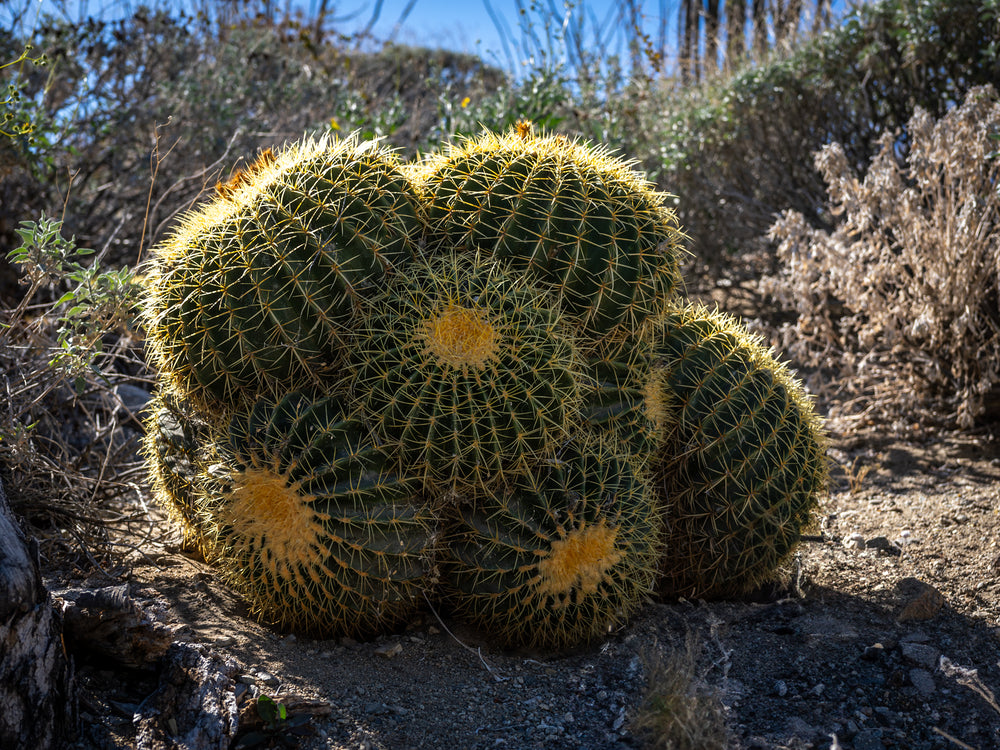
(766, 85, 1000, 430)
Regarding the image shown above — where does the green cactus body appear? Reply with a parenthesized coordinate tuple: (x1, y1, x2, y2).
(415, 126, 685, 338)
(199, 392, 438, 638)
(442, 435, 660, 650)
(347, 252, 579, 493)
(650, 304, 828, 599)
(143, 134, 425, 411)
(141, 392, 213, 551)
(580, 333, 659, 466)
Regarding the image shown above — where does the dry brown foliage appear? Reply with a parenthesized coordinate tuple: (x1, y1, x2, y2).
(765, 85, 1000, 430)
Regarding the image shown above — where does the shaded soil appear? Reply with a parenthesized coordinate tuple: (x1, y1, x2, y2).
(51, 417, 1000, 750)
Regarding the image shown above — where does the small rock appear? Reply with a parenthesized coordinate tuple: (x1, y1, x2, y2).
(909, 668, 936, 696)
(213, 636, 235, 647)
(865, 536, 901, 556)
(853, 728, 884, 750)
(785, 716, 817, 737)
(375, 641, 403, 658)
(896, 578, 945, 622)
(774, 680, 788, 697)
(843, 532, 866, 550)
(256, 671, 280, 687)
(900, 641, 940, 669)
(861, 643, 886, 661)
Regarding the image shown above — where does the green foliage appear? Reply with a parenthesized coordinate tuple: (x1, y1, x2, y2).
(649, 304, 828, 599)
(660, 0, 1000, 264)
(1, 44, 49, 142)
(442, 434, 660, 650)
(5, 214, 138, 383)
(235, 695, 314, 749)
(200, 391, 438, 638)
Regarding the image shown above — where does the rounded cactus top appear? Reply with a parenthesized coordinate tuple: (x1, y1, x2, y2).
(414, 123, 686, 339)
(142, 134, 426, 412)
(347, 251, 580, 494)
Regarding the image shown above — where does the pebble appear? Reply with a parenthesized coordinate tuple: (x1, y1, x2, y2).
(843, 532, 866, 550)
(909, 668, 936, 696)
(853, 728, 884, 750)
(375, 642, 403, 658)
(865, 536, 901, 556)
(257, 671, 280, 687)
(861, 643, 886, 661)
(900, 642, 940, 669)
(213, 636, 235, 647)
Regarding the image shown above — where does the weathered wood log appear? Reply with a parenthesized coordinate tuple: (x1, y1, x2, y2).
(56, 584, 183, 670)
(0, 476, 77, 750)
(134, 641, 241, 750)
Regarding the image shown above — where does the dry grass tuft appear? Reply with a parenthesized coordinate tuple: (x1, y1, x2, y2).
(631, 634, 730, 750)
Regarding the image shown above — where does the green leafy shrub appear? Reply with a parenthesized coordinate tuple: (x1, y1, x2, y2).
(659, 0, 1000, 266)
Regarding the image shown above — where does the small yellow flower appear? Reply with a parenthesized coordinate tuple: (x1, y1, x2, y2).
(460, 96, 471, 109)
(329, 117, 340, 131)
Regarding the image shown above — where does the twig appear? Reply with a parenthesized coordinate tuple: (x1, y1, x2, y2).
(932, 727, 977, 750)
(421, 592, 507, 682)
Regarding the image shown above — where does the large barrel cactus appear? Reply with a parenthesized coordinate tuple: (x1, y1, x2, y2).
(143, 134, 425, 411)
(138, 126, 828, 649)
(197, 392, 439, 637)
(442, 435, 660, 650)
(649, 304, 828, 599)
(346, 251, 580, 493)
(414, 124, 686, 339)
(579, 332, 660, 467)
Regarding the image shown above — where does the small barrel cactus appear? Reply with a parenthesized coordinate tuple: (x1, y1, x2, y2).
(141, 391, 212, 551)
(649, 304, 828, 599)
(414, 124, 685, 339)
(198, 392, 439, 638)
(346, 251, 580, 493)
(442, 435, 660, 650)
(143, 134, 425, 411)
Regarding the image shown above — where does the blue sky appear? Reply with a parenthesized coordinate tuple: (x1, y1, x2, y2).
(12, 0, 848, 77)
(345, 0, 650, 71)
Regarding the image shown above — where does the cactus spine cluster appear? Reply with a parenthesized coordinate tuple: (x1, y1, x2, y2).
(347, 251, 579, 492)
(141, 124, 826, 648)
(649, 304, 828, 599)
(140, 392, 211, 551)
(414, 126, 685, 338)
(198, 392, 438, 637)
(442, 435, 659, 650)
(143, 134, 424, 412)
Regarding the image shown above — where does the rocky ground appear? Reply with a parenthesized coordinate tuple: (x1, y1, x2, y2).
(53, 418, 1000, 750)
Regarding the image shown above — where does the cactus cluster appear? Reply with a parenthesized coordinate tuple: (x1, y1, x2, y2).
(141, 124, 827, 650)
